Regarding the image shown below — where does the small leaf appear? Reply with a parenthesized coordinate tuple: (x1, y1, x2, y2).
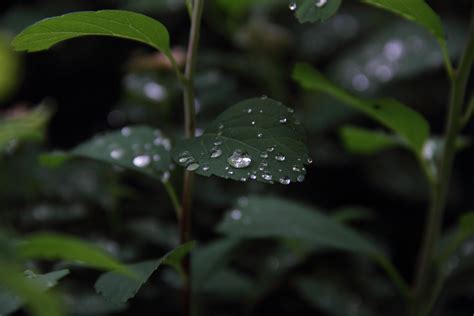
(71, 126, 172, 181)
(217, 196, 382, 256)
(361, 0, 445, 46)
(293, 0, 342, 23)
(339, 125, 401, 155)
(0, 264, 62, 316)
(26, 269, 70, 291)
(18, 233, 131, 275)
(192, 238, 240, 291)
(173, 97, 310, 185)
(13, 10, 171, 57)
(95, 242, 195, 305)
(293, 63, 429, 154)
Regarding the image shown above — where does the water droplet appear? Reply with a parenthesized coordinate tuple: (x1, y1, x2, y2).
(289, 2, 297, 11)
(250, 174, 257, 180)
(279, 117, 287, 124)
(315, 0, 327, 7)
(230, 209, 242, 220)
(133, 155, 151, 168)
(260, 152, 269, 159)
(179, 156, 193, 164)
(266, 147, 275, 152)
(187, 163, 200, 171)
(161, 171, 170, 182)
(352, 73, 370, 91)
(214, 140, 222, 146)
(257, 133, 263, 138)
(297, 174, 305, 182)
(202, 165, 210, 171)
(275, 153, 286, 161)
(279, 176, 291, 185)
(292, 165, 301, 172)
(211, 148, 222, 158)
(227, 150, 252, 168)
(246, 108, 253, 114)
(218, 123, 224, 129)
(262, 172, 273, 181)
(251, 121, 256, 126)
(110, 148, 124, 160)
(240, 177, 247, 182)
(228, 170, 235, 175)
(261, 95, 268, 100)
(307, 158, 313, 164)
(287, 108, 294, 113)
(121, 126, 131, 137)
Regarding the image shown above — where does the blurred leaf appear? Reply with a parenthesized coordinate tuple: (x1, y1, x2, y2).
(18, 233, 131, 275)
(339, 126, 400, 155)
(0, 264, 63, 316)
(438, 213, 474, 266)
(38, 151, 70, 168)
(331, 207, 374, 223)
(192, 238, 240, 291)
(217, 196, 382, 256)
(13, 10, 171, 58)
(128, 219, 178, 247)
(361, 0, 445, 46)
(95, 242, 195, 305)
(200, 268, 255, 297)
(293, 0, 342, 23)
(0, 34, 20, 102)
(293, 63, 429, 154)
(66, 293, 126, 316)
(173, 97, 310, 184)
(296, 278, 373, 316)
(0, 106, 51, 153)
(71, 126, 172, 181)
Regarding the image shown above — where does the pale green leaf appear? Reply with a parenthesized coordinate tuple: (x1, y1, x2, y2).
(95, 242, 195, 305)
(71, 126, 172, 181)
(340, 125, 401, 155)
(293, 0, 342, 23)
(12, 10, 171, 57)
(173, 97, 310, 185)
(293, 63, 429, 154)
(18, 233, 131, 275)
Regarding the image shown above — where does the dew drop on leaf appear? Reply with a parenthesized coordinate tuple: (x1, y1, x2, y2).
(315, 0, 327, 7)
(110, 148, 124, 160)
(186, 162, 200, 171)
(297, 174, 305, 182)
(262, 172, 273, 181)
(260, 152, 269, 159)
(230, 209, 242, 220)
(227, 150, 252, 169)
(133, 155, 151, 168)
(289, 2, 297, 11)
(121, 127, 131, 137)
(279, 117, 287, 124)
(279, 176, 291, 185)
(275, 153, 286, 161)
(210, 148, 222, 158)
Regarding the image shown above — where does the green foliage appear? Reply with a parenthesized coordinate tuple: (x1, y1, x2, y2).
(0, 106, 51, 153)
(18, 233, 132, 275)
(95, 242, 195, 304)
(293, 63, 429, 154)
(0, 34, 20, 102)
(173, 97, 310, 184)
(71, 126, 172, 181)
(292, 0, 342, 23)
(12, 10, 171, 58)
(339, 125, 400, 155)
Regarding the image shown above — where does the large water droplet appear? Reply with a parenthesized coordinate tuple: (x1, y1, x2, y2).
(133, 155, 151, 168)
(227, 150, 252, 169)
(187, 163, 200, 171)
(211, 148, 223, 158)
(110, 148, 124, 160)
(315, 0, 327, 7)
(289, 2, 297, 11)
(279, 176, 291, 185)
(275, 153, 286, 161)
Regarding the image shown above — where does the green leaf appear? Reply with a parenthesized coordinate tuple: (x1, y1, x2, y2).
(0, 106, 51, 153)
(293, 63, 429, 154)
(192, 238, 241, 291)
(12, 10, 171, 57)
(95, 242, 195, 305)
(71, 126, 172, 181)
(361, 0, 445, 46)
(0, 264, 63, 316)
(293, 0, 342, 23)
(173, 97, 310, 184)
(18, 233, 131, 275)
(218, 196, 381, 256)
(340, 125, 401, 155)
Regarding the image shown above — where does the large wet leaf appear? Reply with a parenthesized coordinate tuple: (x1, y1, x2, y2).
(95, 242, 195, 305)
(0, 269, 69, 315)
(217, 196, 382, 256)
(173, 97, 310, 185)
(293, 63, 429, 154)
(292, 0, 342, 23)
(361, 0, 445, 46)
(13, 10, 171, 58)
(71, 126, 172, 181)
(18, 233, 131, 275)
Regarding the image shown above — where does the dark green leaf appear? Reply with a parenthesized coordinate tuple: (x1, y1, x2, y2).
(95, 242, 195, 305)
(293, 63, 429, 154)
(361, 0, 445, 46)
(71, 126, 172, 181)
(339, 125, 401, 155)
(18, 233, 131, 275)
(173, 97, 310, 185)
(293, 0, 342, 23)
(217, 196, 382, 256)
(13, 10, 171, 57)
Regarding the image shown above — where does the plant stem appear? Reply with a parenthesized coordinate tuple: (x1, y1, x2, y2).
(412, 7, 474, 315)
(179, 1, 205, 316)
